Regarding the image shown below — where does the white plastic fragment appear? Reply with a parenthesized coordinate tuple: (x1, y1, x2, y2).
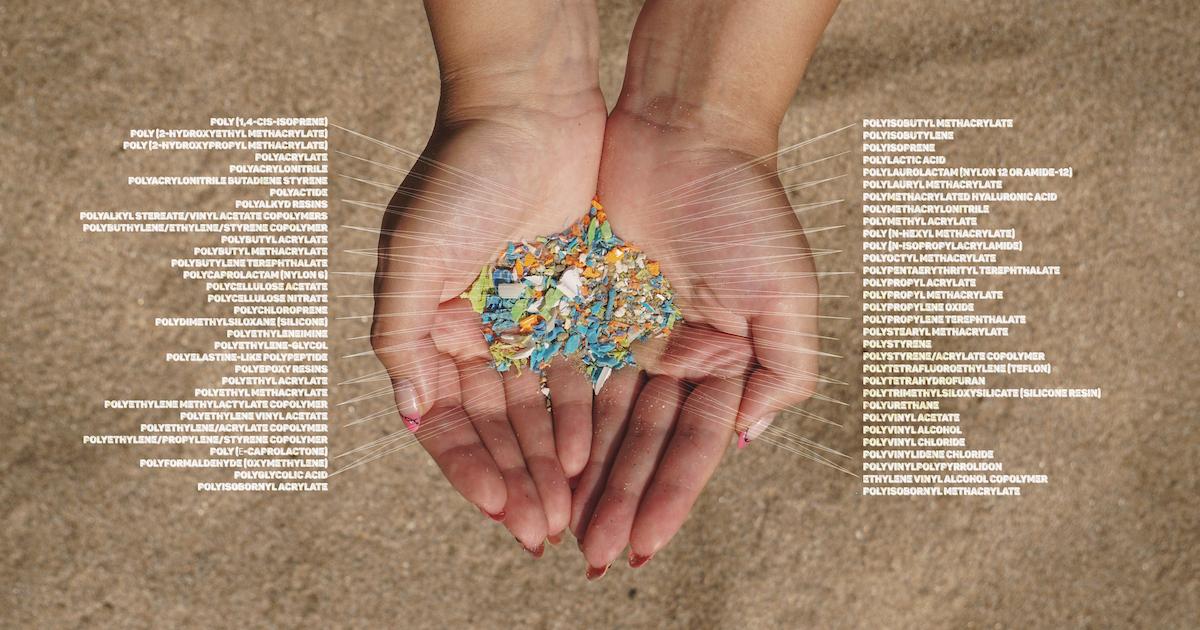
(497, 283, 524, 299)
(557, 267, 582, 299)
(593, 366, 612, 395)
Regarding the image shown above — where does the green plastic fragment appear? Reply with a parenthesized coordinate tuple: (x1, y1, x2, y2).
(599, 221, 612, 241)
(586, 218, 598, 243)
(539, 287, 563, 318)
(464, 265, 493, 313)
(510, 297, 528, 321)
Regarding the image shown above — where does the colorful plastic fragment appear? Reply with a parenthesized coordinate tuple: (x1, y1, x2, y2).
(461, 198, 681, 394)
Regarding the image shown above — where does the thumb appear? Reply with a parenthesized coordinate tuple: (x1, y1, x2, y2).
(734, 306, 821, 449)
(370, 220, 446, 432)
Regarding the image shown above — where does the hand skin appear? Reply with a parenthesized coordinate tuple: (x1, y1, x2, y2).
(572, 0, 839, 573)
(371, 0, 605, 552)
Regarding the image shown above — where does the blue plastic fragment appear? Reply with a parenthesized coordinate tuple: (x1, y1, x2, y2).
(466, 202, 681, 390)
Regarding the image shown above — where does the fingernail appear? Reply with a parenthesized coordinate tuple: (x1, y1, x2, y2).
(629, 552, 653, 568)
(585, 564, 609, 581)
(522, 541, 545, 558)
(548, 533, 563, 545)
(738, 415, 773, 449)
(479, 507, 505, 522)
(394, 379, 421, 432)
(747, 415, 772, 441)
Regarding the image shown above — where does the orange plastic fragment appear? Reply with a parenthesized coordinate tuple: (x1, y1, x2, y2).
(646, 261, 660, 276)
(518, 314, 540, 332)
(513, 260, 524, 277)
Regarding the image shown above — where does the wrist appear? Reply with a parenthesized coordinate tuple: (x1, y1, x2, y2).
(614, 47, 785, 155)
(610, 89, 781, 160)
(426, 1, 603, 129)
(438, 70, 605, 132)
(611, 0, 837, 155)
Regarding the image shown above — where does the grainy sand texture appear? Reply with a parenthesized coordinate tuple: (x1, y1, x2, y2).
(2, 1, 1197, 628)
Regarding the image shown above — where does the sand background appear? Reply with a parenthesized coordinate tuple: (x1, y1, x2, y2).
(2, 1, 1197, 628)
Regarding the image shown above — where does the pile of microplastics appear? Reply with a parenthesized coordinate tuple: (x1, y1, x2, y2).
(462, 199, 681, 395)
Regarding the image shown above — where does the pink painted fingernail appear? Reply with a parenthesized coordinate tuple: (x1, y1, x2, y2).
(738, 415, 773, 449)
(585, 564, 609, 581)
(747, 415, 772, 441)
(629, 552, 653, 568)
(393, 379, 421, 431)
(479, 507, 505, 522)
(548, 532, 563, 545)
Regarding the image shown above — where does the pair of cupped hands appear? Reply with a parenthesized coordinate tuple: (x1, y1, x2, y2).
(370, 55, 820, 578)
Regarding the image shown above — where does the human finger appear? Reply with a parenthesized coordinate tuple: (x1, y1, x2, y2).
(502, 369, 572, 537)
(456, 357, 551, 553)
(569, 366, 643, 540)
(544, 356, 594, 478)
(579, 375, 686, 579)
(628, 375, 743, 566)
(734, 298, 820, 448)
